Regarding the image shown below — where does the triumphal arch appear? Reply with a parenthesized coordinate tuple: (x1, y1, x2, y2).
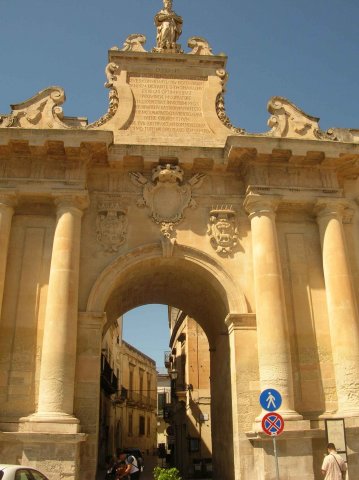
(1, 2, 359, 479)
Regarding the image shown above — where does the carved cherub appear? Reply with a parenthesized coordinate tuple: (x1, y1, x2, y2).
(104, 62, 119, 88)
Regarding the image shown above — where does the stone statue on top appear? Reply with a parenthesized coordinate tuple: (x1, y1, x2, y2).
(153, 0, 183, 53)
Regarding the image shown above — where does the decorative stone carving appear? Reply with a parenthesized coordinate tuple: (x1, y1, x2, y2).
(87, 63, 120, 128)
(188, 37, 213, 56)
(207, 206, 239, 255)
(160, 222, 176, 257)
(96, 195, 128, 252)
(0, 87, 68, 129)
(153, 0, 183, 53)
(216, 70, 245, 134)
(121, 34, 147, 52)
(129, 164, 205, 224)
(267, 96, 322, 140)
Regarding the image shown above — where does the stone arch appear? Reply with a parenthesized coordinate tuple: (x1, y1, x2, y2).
(86, 242, 248, 344)
(84, 242, 248, 479)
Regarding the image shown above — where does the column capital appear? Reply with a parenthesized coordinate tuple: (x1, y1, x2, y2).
(0, 192, 17, 210)
(53, 193, 89, 216)
(314, 198, 353, 222)
(225, 313, 256, 334)
(243, 193, 281, 219)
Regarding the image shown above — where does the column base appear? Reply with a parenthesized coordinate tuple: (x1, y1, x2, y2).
(255, 408, 303, 423)
(20, 412, 80, 434)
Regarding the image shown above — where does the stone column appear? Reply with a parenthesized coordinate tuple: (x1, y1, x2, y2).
(28, 194, 89, 431)
(0, 194, 16, 321)
(244, 193, 301, 420)
(315, 199, 359, 416)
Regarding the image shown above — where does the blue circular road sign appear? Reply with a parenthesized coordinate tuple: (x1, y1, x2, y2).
(259, 388, 282, 412)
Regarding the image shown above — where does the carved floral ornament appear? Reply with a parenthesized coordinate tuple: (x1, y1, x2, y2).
(207, 206, 239, 256)
(96, 195, 128, 253)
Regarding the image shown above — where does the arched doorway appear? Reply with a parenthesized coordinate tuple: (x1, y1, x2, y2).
(79, 244, 247, 480)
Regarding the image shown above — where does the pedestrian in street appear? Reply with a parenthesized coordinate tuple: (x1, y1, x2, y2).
(321, 443, 347, 479)
(116, 450, 140, 480)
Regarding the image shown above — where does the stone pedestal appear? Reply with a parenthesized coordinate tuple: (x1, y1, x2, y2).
(315, 199, 359, 416)
(244, 193, 301, 420)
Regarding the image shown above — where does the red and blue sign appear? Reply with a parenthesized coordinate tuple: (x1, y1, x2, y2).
(261, 412, 285, 436)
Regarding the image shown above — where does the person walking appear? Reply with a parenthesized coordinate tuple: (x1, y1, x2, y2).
(321, 443, 347, 479)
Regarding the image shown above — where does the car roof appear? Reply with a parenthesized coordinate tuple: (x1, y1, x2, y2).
(0, 465, 40, 471)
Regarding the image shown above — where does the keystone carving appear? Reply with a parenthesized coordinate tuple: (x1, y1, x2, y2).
(207, 206, 239, 256)
(160, 222, 177, 257)
(96, 195, 128, 252)
(188, 37, 213, 56)
(0, 87, 68, 129)
(121, 34, 147, 52)
(129, 164, 205, 224)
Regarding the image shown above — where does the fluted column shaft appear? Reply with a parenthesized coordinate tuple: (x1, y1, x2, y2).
(35, 195, 88, 421)
(244, 194, 301, 419)
(0, 194, 16, 321)
(315, 199, 359, 416)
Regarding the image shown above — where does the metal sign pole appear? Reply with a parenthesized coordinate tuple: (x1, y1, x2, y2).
(272, 435, 280, 480)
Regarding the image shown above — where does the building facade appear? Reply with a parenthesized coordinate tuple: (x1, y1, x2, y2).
(98, 318, 157, 468)
(167, 309, 212, 478)
(1, 1, 359, 479)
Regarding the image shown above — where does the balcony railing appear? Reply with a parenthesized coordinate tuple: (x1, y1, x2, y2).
(127, 392, 157, 410)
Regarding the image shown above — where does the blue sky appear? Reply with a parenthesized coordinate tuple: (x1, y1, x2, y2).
(1, 0, 358, 132)
(1, 0, 358, 369)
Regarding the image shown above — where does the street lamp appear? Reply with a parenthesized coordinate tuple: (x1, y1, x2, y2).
(169, 369, 178, 381)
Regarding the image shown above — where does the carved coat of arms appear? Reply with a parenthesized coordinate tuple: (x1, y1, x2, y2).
(130, 164, 205, 224)
(207, 206, 238, 255)
(96, 196, 128, 252)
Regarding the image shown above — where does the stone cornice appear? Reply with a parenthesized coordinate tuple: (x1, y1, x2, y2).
(225, 313, 257, 333)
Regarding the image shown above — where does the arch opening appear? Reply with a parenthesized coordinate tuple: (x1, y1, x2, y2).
(85, 246, 244, 479)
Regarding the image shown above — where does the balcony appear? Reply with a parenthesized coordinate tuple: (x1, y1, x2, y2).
(100, 354, 118, 396)
(127, 392, 157, 410)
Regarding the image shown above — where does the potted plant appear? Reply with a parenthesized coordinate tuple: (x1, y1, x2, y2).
(153, 466, 182, 480)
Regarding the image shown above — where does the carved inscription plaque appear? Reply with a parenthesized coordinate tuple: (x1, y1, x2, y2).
(125, 73, 211, 135)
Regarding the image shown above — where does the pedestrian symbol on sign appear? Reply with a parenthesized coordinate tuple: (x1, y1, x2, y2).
(266, 392, 277, 410)
(259, 388, 282, 412)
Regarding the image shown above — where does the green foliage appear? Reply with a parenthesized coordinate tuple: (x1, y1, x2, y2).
(153, 466, 182, 480)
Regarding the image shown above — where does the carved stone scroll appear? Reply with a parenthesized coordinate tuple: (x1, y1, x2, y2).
(121, 34, 147, 52)
(188, 37, 213, 56)
(207, 206, 239, 256)
(267, 96, 322, 140)
(215, 69, 245, 134)
(0, 87, 68, 129)
(87, 63, 120, 128)
(96, 195, 128, 252)
(129, 164, 205, 224)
